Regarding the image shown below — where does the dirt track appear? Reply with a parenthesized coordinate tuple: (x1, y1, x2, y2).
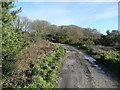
(58, 44, 119, 88)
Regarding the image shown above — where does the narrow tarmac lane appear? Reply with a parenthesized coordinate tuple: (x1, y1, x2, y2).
(58, 44, 119, 88)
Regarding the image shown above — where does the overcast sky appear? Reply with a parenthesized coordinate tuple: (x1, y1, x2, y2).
(14, 2, 118, 34)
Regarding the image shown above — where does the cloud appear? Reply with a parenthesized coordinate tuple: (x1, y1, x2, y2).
(92, 6, 117, 21)
(17, 1, 118, 31)
(50, 8, 70, 16)
(22, 5, 75, 25)
(37, 8, 75, 25)
(78, 5, 118, 24)
(51, 18, 76, 25)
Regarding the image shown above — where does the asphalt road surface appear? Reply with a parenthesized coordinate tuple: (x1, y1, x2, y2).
(58, 44, 119, 88)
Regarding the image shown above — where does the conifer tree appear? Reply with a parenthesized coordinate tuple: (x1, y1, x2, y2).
(2, 2, 29, 77)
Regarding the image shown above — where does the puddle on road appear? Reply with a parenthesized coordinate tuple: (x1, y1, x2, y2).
(68, 59, 76, 63)
(85, 56, 105, 74)
(93, 65, 105, 74)
(93, 65, 101, 70)
(67, 56, 76, 64)
(85, 56, 96, 64)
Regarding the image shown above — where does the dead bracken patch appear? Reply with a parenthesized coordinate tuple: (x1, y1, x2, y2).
(18, 41, 57, 73)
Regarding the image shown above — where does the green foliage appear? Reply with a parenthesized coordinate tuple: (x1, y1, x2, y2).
(3, 44, 66, 88)
(42, 25, 101, 45)
(2, 2, 30, 77)
(26, 45, 65, 88)
(81, 45, 120, 76)
(83, 40, 95, 46)
(2, 2, 21, 29)
(31, 20, 50, 36)
(2, 29, 30, 77)
(99, 52, 120, 76)
(99, 30, 120, 50)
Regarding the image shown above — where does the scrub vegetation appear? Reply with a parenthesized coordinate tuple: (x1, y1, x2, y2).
(1, 1, 120, 89)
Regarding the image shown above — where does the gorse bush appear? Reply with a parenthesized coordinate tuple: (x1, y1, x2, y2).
(25, 44, 65, 88)
(3, 44, 66, 88)
(99, 30, 120, 49)
(83, 40, 95, 46)
(2, 29, 30, 77)
(2, 2, 30, 77)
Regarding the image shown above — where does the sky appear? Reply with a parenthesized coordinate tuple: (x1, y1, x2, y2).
(14, 2, 118, 34)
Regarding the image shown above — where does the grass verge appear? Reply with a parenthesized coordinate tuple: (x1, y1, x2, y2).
(78, 45, 120, 78)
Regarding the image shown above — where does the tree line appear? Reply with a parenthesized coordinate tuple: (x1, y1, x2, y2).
(12, 16, 120, 50)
